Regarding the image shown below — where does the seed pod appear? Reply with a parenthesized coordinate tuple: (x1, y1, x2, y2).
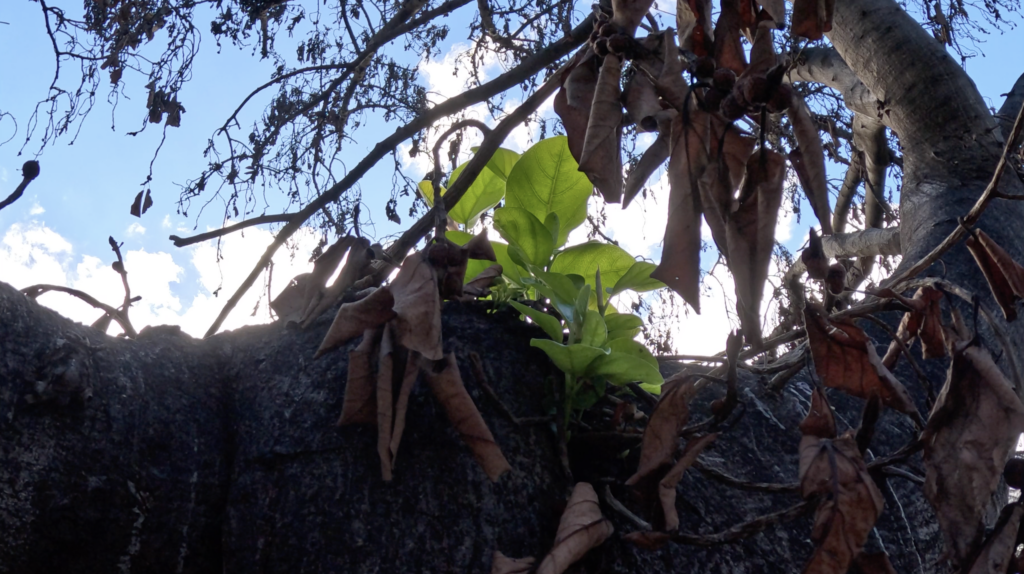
(704, 88, 726, 112)
(826, 263, 847, 295)
(712, 68, 737, 92)
(427, 242, 449, 268)
(22, 161, 40, 180)
(693, 56, 716, 79)
(1005, 458, 1024, 490)
(742, 75, 772, 105)
(607, 34, 632, 56)
(720, 93, 746, 121)
(766, 83, 793, 113)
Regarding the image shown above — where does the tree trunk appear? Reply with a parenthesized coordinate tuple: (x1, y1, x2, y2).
(2, 0, 1023, 570)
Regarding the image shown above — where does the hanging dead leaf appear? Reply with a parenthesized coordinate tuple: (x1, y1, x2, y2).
(626, 378, 694, 485)
(799, 387, 836, 439)
(966, 502, 1024, 574)
(314, 286, 397, 358)
(337, 328, 384, 426)
(791, 0, 835, 40)
(966, 229, 1024, 321)
(390, 251, 443, 360)
(270, 272, 313, 323)
(922, 341, 1024, 567)
(746, 21, 776, 77)
(801, 228, 830, 280)
(624, 71, 662, 132)
(878, 286, 946, 368)
(623, 530, 672, 550)
(554, 50, 600, 163)
(757, 0, 786, 25)
(302, 236, 376, 325)
(799, 430, 884, 574)
(423, 353, 511, 481)
(579, 54, 625, 204)
(463, 264, 504, 298)
(699, 118, 755, 259)
(676, 0, 714, 56)
(726, 147, 786, 346)
(651, 108, 711, 312)
(804, 304, 920, 418)
(388, 349, 421, 468)
(789, 94, 833, 235)
(431, 239, 472, 300)
(377, 325, 398, 481)
(623, 133, 670, 208)
(713, 0, 747, 76)
(658, 433, 718, 530)
(610, 0, 657, 34)
(536, 482, 614, 574)
(491, 551, 535, 574)
(465, 229, 497, 261)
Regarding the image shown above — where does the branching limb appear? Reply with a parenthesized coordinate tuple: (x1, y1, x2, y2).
(202, 16, 594, 338)
(0, 161, 41, 212)
(831, 154, 863, 233)
(670, 499, 815, 546)
(169, 213, 293, 247)
(789, 48, 878, 117)
(21, 285, 138, 338)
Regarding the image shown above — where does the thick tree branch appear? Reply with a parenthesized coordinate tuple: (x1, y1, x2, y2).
(169, 213, 293, 247)
(832, 154, 863, 233)
(788, 48, 878, 117)
(202, 16, 595, 338)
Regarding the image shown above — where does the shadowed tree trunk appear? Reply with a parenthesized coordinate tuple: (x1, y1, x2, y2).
(2, 0, 1024, 570)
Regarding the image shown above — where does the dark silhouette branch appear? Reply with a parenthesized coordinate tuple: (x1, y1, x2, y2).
(169, 213, 293, 247)
(0, 161, 41, 212)
(21, 284, 138, 338)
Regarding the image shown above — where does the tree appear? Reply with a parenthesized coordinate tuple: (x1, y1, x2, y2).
(2, 0, 1024, 571)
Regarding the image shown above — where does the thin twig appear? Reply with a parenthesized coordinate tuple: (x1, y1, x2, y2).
(601, 484, 652, 531)
(21, 284, 138, 337)
(670, 499, 815, 547)
(692, 459, 800, 493)
(859, 314, 935, 409)
(169, 213, 292, 247)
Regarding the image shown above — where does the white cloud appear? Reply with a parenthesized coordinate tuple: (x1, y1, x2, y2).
(29, 202, 44, 215)
(161, 215, 172, 229)
(126, 222, 146, 236)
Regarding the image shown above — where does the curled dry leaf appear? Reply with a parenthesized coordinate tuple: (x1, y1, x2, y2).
(651, 108, 711, 312)
(554, 50, 599, 162)
(799, 427, 884, 574)
(758, 0, 786, 25)
(377, 325, 398, 481)
(314, 286, 397, 358)
(464, 228, 498, 261)
(804, 304, 920, 418)
(789, 94, 833, 236)
(699, 118, 755, 260)
(337, 327, 384, 426)
(423, 353, 511, 481)
(676, 0, 714, 56)
(658, 433, 718, 530)
(610, 0, 657, 35)
(801, 228, 830, 280)
(536, 483, 614, 574)
(388, 349, 421, 469)
(491, 551, 535, 574)
(799, 387, 836, 439)
(922, 341, 1024, 566)
(303, 236, 375, 325)
(274, 236, 353, 323)
(269, 272, 312, 323)
(390, 251, 443, 360)
(463, 264, 504, 298)
(966, 229, 1024, 321)
(713, 0, 747, 76)
(791, 0, 835, 40)
(579, 54, 625, 204)
(657, 31, 689, 112)
(967, 502, 1024, 574)
(624, 70, 662, 132)
(623, 133, 670, 208)
(727, 147, 786, 345)
(878, 286, 946, 368)
(745, 21, 776, 77)
(626, 378, 694, 485)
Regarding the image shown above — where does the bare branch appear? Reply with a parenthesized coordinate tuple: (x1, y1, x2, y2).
(168, 213, 293, 247)
(21, 285, 138, 338)
(789, 48, 878, 117)
(0, 161, 41, 212)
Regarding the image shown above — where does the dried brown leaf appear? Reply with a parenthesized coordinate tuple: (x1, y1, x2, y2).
(314, 286, 397, 358)
(699, 118, 755, 259)
(799, 433, 884, 574)
(377, 325, 398, 481)
(611, 0, 657, 34)
(554, 50, 599, 162)
(791, 0, 834, 40)
(651, 109, 711, 311)
(390, 251, 443, 360)
(726, 147, 786, 346)
(801, 228, 830, 280)
(804, 304, 920, 417)
(626, 378, 694, 485)
(424, 353, 511, 481)
(789, 94, 833, 235)
(280, 237, 354, 323)
(464, 264, 504, 297)
(757, 0, 786, 24)
(580, 54, 625, 203)
(623, 531, 672, 550)
(923, 342, 1024, 566)
(536, 483, 614, 574)
(464, 229, 497, 261)
(303, 237, 375, 325)
(676, 0, 714, 56)
(713, 0, 747, 76)
(799, 387, 836, 439)
(624, 71, 662, 132)
(967, 502, 1024, 574)
(623, 133, 670, 208)
(852, 552, 897, 574)
(337, 328, 383, 426)
(966, 229, 1024, 321)
(745, 21, 776, 77)
(388, 349, 421, 468)
(491, 551, 535, 574)
(658, 433, 718, 530)
(269, 272, 313, 323)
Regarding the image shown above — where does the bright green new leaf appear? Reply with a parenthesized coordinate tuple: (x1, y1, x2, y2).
(493, 207, 554, 268)
(534, 270, 583, 317)
(544, 213, 561, 246)
(531, 340, 607, 377)
(550, 241, 638, 291)
(609, 261, 666, 296)
(418, 180, 445, 208)
(446, 230, 492, 282)
(575, 284, 592, 326)
(448, 159, 506, 226)
(491, 241, 526, 285)
(608, 328, 642, 341)
(580, 310, 608, 347)
(505, 136, 592, 246)
(509, 301, 564, 342)
(607, 338, 658, 367)
(605, 313, 643, 332)
(586, 353, 664, 387)
(471, 146, 521, 181)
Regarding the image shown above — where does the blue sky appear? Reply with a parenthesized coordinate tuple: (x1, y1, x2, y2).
(0, 0, 1021, 349)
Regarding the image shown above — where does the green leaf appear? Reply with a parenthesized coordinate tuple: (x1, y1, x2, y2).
(544, 213, 560, 246)
(575, 284, 592, 327)
(609, 261, 666, 296)
(607, 338, 658, 367)
(580, 310, 608, 347)
(550, 242, 638, 292)
(472, 146, 521, 181)
(586, 353, 664, 387)
(448, 159, 506, 226)
(418, 180, 445, 208)
(531, 340, 607, 376)
(493, 207, 555, 268)
(509, 301, 564, 342)
(605, 314, 643, 332)
(505, 136, 592, 246)
(608, 328, 642, 341)
(491, 241, 526, 285)
(533, 270, 583, 320)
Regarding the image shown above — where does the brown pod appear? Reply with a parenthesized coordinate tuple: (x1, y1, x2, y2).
(825, 263, 847, 295)
(704, 88, 726, 112)
(427, 241, 450, 268)
(607, 34, 632, 56)
(1005, 458, 1024, 490)
(720, 93, 746, 121)
(712, 68, 737, 92)
(766, 83, 793, 113)
(742, 75, 772, 105)
(693, 56, 717, 79)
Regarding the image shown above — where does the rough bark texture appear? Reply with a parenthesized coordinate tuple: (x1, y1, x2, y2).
(1, 280, 939, 573)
